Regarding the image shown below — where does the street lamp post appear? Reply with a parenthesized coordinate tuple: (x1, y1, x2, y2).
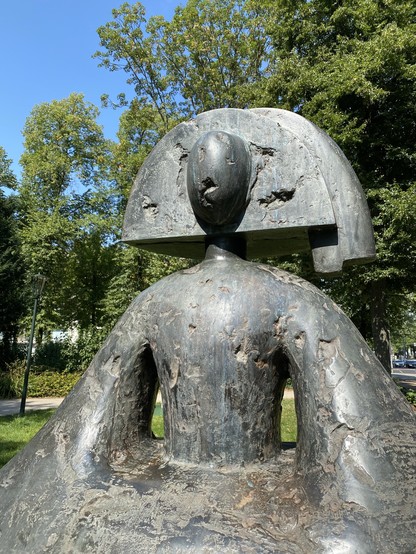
(19, 274, 47, 417)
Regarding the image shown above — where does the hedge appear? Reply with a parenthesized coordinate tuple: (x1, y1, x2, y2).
(0, 364, 83, 399)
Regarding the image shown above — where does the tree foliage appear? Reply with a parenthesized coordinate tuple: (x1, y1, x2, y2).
(261, 0, 416, 188)
(256, 0, 416, 369)
(20, 94, 110, 201)
(17, 94, 120, 334)
(0, 147, 18, 191)
(0, 152, 25, 367)
(95, 1, 271, 122)
(94, 0, 415, 370)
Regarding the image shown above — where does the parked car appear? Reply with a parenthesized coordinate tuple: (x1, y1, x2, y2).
(405, 359, 416, 368)
(393, 359, 406, 368)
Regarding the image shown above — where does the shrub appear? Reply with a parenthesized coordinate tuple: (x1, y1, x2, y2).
(0, 361, 26, 399)
(13, 327, 109, 377)
(401, 386, 416, 407)
(0, 361, 83, 399)
(33, 341, 67, 372)
(60, 326, 108, 373)
(0, 325, 107, 398)
(27, 371, 82, 397)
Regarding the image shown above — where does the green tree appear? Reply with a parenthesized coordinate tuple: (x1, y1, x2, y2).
(109, 98, 162, 205)
(95, 1, 415, 370)
(389, 291, 416, 358)
(94, 0, 271, 122)
(0, 149, 24, 367)
(0, 147, 18, 192)
(17, 94, 119, 335)
(259, 0, 416, 370)
(100, 245, 188, 327)
(152, 0, 271, 113)
(53, 190, 120, 329)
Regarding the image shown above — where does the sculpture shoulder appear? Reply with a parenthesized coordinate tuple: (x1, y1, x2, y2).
(123, 259, 332, 320)
(113, 264, 206, 321)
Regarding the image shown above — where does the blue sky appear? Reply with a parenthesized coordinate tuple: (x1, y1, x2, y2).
(0, 1, 180, 179)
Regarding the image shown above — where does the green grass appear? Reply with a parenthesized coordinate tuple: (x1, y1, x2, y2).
(151, 398, 297, 442)
(152, 402, 164, 437)
(281, 398, 297, 442)
(0, 409, 55, 468)
(1, 400, 297, 469)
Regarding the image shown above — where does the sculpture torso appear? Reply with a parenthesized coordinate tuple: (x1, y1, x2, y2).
(147, 246, 285, 464)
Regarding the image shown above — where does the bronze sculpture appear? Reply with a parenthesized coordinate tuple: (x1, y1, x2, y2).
(0, 109, 414, 553)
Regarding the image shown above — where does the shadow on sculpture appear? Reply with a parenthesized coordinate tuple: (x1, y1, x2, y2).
(0, 108, 415, 553)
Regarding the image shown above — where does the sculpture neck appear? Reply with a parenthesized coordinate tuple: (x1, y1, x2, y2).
(204, 236, 247, 260)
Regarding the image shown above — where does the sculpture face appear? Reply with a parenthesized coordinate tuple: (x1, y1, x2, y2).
(186, 131, 251, 226)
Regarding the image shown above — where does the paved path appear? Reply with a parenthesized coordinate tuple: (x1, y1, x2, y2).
(0, 397, 65, 417)
(1, 380, 413, 418)
(0, 389, 295, 418)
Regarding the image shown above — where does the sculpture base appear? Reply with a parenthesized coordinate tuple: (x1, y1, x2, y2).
(2, 434, 414, 553)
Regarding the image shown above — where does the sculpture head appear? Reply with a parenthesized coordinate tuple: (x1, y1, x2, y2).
(187, 131, 251, 227)
(122, 108, 375, 274)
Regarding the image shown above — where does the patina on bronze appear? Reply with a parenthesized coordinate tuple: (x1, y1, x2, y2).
(0, 109, 414, 553)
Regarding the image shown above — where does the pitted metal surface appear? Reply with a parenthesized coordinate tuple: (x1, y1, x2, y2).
(0, 109, 414, 553)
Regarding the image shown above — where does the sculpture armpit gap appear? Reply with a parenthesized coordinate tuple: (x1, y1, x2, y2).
(150, 384, 164, 441)
(270, 347, 297, 452)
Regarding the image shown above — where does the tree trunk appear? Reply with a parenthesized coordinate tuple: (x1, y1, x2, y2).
(370, 279, 392, 373)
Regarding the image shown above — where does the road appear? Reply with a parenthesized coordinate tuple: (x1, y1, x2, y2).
(0, 397, 64, 417)
(391, 368, 416, 390)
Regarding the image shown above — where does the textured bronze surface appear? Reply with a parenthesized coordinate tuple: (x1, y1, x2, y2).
(1, 109, 414, 553)
(123, 108, 375, 274)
